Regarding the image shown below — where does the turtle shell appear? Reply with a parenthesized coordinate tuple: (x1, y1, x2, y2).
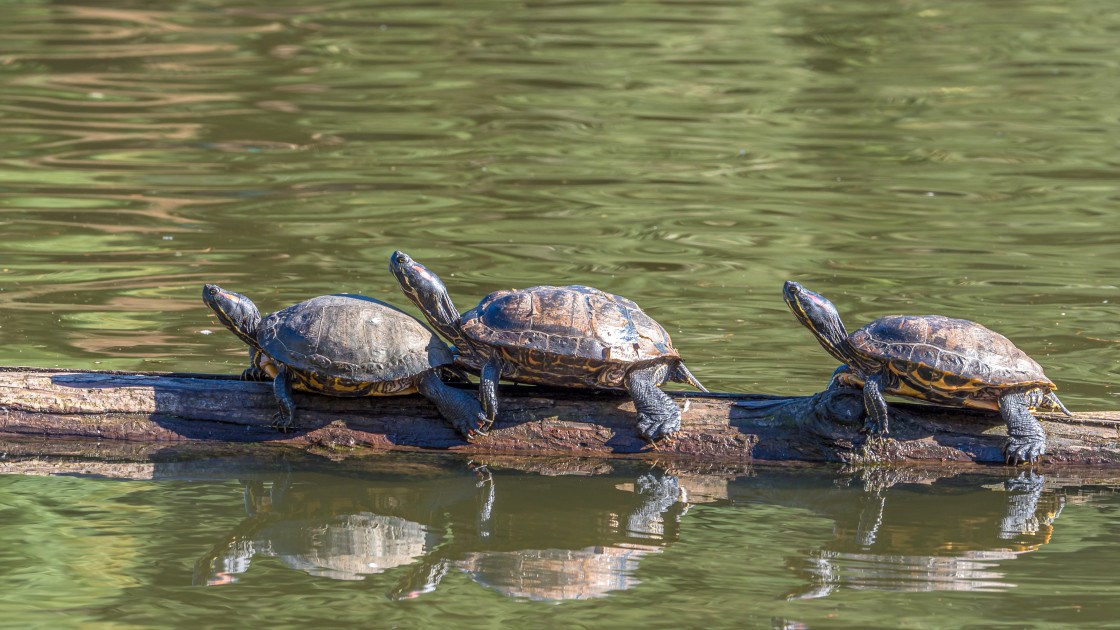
(849, 315, 1054, 392)
(257, 294, 452, 383)
(460, 285, 679, 370)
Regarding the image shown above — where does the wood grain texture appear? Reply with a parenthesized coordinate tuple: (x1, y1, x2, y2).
(0, 366, 1116, 465)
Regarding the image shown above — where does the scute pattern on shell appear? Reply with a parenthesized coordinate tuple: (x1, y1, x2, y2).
(257, 294, 453, 382)
(461, 285, 679, 365)
(850, 315, 1054, 389)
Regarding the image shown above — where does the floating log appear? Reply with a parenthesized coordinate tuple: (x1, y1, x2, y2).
(0, 366, 1117, 465)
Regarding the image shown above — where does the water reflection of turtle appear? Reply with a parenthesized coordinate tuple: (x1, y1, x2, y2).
(194, 463, 687, 602)
(725, 469, 1069, 600)
(206, 512, 437, 584)
(783, 281, 1071, 463)
(438, 471, 683, 601)
(202, 284, 487, 437)
(454, 546, 660, 601)
(193, 469, 485, 586)
(389, 251, 707, 442)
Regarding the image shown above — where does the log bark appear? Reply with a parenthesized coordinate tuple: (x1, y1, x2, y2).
(0, 366, 1117, 465)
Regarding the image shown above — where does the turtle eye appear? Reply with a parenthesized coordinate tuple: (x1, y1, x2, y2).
(208, 286, 219, 296)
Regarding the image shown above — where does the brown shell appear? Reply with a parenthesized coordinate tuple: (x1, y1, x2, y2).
(850, 315, 1054, 389)
(258, 294, 452, 384)
(460, 285, 679, 365)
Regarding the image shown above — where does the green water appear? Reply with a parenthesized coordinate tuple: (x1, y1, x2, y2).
(1, 0, 1120, 626)
(2, 451, 1118, 629)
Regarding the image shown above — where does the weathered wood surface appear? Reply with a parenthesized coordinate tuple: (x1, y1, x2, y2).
(0, 366, 1117, 465)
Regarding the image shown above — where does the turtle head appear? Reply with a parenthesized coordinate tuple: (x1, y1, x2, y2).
(783, 281, 854, 364)
(203, 284, 262, 348)
(389, 251, 464, 340)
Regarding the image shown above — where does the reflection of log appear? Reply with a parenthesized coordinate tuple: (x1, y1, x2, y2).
(0, 367, 1118, 465)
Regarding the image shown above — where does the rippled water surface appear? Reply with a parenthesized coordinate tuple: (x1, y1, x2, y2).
(2, 450, 1119, 629)
(2, 0, 1119, 626)
(1, 0, 1116, 402)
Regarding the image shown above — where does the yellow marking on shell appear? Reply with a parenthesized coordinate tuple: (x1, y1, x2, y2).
(891, 379, 933, 401)
(889, 361, 987, 393)
(329, 378, 362, 393)
(847, 361, 1012, 411)
(902, 365, 934, 389)
(287, 367, 416, 397)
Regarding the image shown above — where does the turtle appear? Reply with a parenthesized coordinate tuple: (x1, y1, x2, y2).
(782, 280, 1072, 464)
(202, 284, 488, 439)
(388, 251, 708, 442)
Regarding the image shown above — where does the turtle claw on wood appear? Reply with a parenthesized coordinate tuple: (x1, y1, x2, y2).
(636, 412, 681, 443)
(1003, 435, 1046, 466)
(460, 412, 491, 441)
(240, 365, 271, 382)
(784, 281, 1067, 466)
(270, 411, 293, 433)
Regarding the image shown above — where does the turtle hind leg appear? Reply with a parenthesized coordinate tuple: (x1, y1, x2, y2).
(418, 371, 489, 440)
(624, 362, 679, 442)
(271, 364, 296, 431)
(999, 391, 1047, 465)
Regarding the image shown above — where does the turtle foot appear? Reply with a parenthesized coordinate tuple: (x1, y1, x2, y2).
(1003, 435, 1045, 465)
(270, 412, 294, 433)
(636, 412, 680, 443)
(860, 414, 889, 436)
(240, 367, 270, 382)
(456, 413, 490, 441)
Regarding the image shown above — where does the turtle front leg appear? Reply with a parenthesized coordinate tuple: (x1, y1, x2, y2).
(624, 362, 679, 442)
(479, 357, 503, 426)
(271, 364, 297, 431)
(998, 391, 1047, 465)
(418, 371, 489, 440)
(826, 365, 857, 390)
(861, 372, 890, 435)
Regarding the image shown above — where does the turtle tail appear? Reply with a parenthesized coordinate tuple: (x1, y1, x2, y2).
(1044, 390, 1073, 417)
(1027, 388, 1073, 417)
(669, 362, 708, 393)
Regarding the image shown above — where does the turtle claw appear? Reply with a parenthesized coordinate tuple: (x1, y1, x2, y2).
(458, 413, 490, 442)
(1003, 435, 1045, 465)
(271, 412, 293, 433)
(861, 417, 884, 435)
(240, 367, 269, 382)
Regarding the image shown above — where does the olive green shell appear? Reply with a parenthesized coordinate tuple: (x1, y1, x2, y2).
(458, 285, 679, 388)
(850, 315, 1054, 390)
(257, 294, 452, 383)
